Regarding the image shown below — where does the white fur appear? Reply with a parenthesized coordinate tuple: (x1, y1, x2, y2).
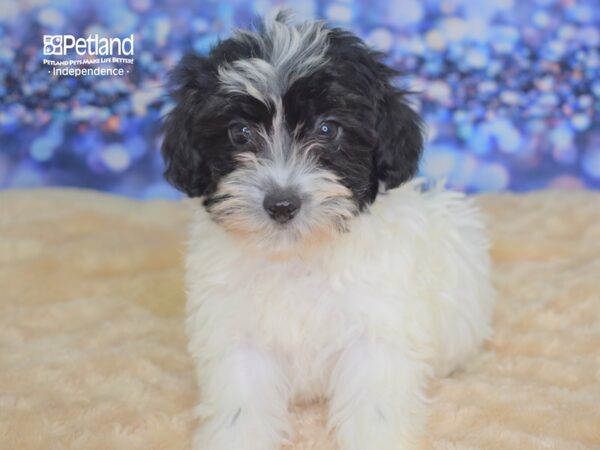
(185, 179, 495, 450)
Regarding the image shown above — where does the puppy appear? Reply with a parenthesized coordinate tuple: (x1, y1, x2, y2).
(162, 11, 494, 450)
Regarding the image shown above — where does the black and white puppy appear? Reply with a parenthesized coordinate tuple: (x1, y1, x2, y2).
(162, 11, 494, 450)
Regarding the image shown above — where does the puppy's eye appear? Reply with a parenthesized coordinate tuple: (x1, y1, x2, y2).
(317, 121, 339, 139)
(228, 124, 253, 146)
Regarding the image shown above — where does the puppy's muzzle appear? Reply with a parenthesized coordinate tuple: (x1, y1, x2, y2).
(263, 190, 301, 224)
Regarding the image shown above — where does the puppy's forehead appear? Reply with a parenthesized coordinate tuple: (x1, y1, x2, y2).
(216, 15, 331, 104)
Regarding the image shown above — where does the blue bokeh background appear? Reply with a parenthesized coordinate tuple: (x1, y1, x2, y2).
(1, 0, 599, 198)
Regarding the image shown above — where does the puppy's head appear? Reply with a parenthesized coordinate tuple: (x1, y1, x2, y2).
(162, 11, 423, 253)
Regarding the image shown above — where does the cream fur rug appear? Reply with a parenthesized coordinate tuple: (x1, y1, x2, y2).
(0, 188, 599, 450)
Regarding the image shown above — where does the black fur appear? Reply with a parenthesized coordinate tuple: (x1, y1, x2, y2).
(161, 19, 424, 209)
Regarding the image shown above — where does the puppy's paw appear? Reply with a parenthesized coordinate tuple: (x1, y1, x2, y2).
(328, 338, 428, 450)
(333, 404, 422, 450)
(192, 408, 288, 450)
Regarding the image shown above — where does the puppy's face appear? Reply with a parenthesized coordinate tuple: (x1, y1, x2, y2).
(162, 13, 423, 253)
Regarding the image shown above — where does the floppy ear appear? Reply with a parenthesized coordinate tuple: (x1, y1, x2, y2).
(375, 82, 424, 190)
(161, 54, 214, 197)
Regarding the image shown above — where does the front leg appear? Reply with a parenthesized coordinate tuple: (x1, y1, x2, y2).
(192, 343, 291, 450)
(328, 337, 430, 450)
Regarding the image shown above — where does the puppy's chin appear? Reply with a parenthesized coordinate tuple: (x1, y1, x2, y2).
(234, 227, 331, 260)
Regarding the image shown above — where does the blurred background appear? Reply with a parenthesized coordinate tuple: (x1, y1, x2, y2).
(1, 0, 599, 199)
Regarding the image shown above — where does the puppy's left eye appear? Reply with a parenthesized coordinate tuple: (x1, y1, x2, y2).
(317, 121, 340, 139)
(228, 124, 253, 146)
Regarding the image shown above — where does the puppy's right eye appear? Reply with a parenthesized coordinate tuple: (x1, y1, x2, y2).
(228, 124, 253, 146)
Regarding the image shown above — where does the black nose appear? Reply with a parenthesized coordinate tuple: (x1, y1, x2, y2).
(263, 193, 301, 224)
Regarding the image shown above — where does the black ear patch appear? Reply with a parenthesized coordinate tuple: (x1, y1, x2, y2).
(162, 101, 210, 197)
(375, 84, 424, 190)
(325, 28, 425, 192)
(161, 55, 215, 197)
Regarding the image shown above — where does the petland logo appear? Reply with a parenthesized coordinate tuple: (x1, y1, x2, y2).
(43, 34, 135, 56)
(43, 34, 135, 77)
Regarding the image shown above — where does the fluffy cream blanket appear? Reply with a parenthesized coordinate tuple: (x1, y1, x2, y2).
(1, 189, 599, 450)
